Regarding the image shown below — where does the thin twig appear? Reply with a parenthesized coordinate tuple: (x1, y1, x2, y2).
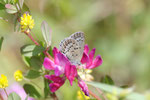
(96, 88, 108, 100)
(50, 93, 58, 100)
(89, 90, 102, 100)
(24, 31, 40, 46)
(4, 88, 8, 97)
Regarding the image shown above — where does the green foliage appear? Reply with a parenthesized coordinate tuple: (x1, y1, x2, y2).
(5, 4, 18, 14)
(29, 56, 43, 70)
(101, 75, 114, 85)
(41, 21, 52, 47)
(22, 56, 30, 67)
(87, 81, 146, 100)
(0, 3, 5, 10)
(48, 46, 53, 57)
(0, 37, 4, 51)
(23, 84, 41, 98)
(24, 70, 41, 79)
(8, 92, 21, 100)
(44, 78, 50, 98)
(19, 0, 24, 9)
(14, 16, 21, 32)
(22, 3, 30, 13)
(21, 45, 45, 57)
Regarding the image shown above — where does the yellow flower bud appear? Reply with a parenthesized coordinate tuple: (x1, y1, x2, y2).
(14, 70, 23, 81)
(0, 74, 8, 88)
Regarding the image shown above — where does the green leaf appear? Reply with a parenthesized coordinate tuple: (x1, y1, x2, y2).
(0, 37, 4, 51)
(24, 70, 41, 79)
(101, 75, 114, 85)
(48, 46, 53, 57)
(23, 84, 41, 98)
(0, 3, 5, 10)
(19, 0, 24, 9)
(41, 21, 52, 47)
(22, 3, 30, 13)
(14, 16, 21, 32)
(5, 4, 17, 14)
(21, 45, 45, 57)
(29, 56, 43, 70)
(87, 81, 146, 100)
(8, 92, 21, 100)
(44, 78, 50, 98)
(22, 56, 30, 67)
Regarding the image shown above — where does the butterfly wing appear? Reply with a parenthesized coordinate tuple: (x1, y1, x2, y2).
(70, 31, 85, 50)
(59, 38, 82, 65)
(59, 32, 85, 65)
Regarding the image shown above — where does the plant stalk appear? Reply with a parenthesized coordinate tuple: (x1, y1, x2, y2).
(89, 90, 102, 100)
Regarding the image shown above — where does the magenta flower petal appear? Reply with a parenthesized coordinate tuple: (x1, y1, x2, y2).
(78, 79, 89, 96)
(65, 65, 77, 86)
(81, 52, 89, 64)
(53, 47, 60, 64)
(56, 52, 70, 67)
(87, 55, 103, 69)
(55, 65, 65, 76)
(49, 79, 65, 92)
(49, 83, 61, 92)
(84, 44, 89, 54)
(53, 47, 59, 57)
(45, 75, 65, 92)
(89, 48, 96, 61)
(43, 57, 56, 70)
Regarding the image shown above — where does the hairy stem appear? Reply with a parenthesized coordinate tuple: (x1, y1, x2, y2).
(96, 88, 108, 100)
(24, 31, 40, 46)
(50, 93, 58, 100)
(89, 90, 102, 100)
(4, 88, 8, 97)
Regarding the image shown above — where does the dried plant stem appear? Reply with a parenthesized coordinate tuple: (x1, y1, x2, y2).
(50, 93, 58, 100)
(4, 88, 8, 97)
(89, 90, 102, 100)
(96, 88, 108, 100)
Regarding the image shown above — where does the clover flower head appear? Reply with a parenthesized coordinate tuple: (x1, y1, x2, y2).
(0, 74, 8, 88)
(20, 13, 34, 33)
(14, 70, 23, 81)
(77, 90, 90, 100)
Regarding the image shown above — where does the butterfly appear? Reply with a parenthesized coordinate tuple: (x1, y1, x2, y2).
(59, 31, 85, 65)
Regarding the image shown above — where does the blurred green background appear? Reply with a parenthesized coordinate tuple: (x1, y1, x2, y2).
(0, 0, 150, 99)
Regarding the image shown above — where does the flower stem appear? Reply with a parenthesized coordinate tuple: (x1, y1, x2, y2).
(89, 90, 102, 100)
(4, 88, 8, 97)
(43, 47, 54, 61)
(50, 93, 58, 100)
(96, 88, 108, 100)
(24, 31, 40, 46)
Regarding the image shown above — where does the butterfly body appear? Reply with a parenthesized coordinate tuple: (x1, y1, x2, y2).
(59, 32, 85, 65)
